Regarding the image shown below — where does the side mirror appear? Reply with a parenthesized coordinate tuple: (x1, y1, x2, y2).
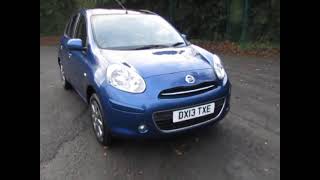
(67, 39, 83, 50)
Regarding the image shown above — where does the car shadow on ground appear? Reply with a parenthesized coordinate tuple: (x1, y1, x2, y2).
(101, 119, 233, 161)
(94, 120, 238, 179)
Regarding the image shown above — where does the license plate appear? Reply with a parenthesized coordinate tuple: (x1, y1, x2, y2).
(172, 102, 215, 123)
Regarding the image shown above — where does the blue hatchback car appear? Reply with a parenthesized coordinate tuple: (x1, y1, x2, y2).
(58, 9, 231, 145)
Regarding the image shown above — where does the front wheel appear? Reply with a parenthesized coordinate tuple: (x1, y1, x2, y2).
(89, 94, 112, 146)
(59, 64, 72, 90)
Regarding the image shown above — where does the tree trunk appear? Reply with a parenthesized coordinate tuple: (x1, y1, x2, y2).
(228, 0, 244, 41)
(240, 0, 249, 42)
(168, 0, 177, 24)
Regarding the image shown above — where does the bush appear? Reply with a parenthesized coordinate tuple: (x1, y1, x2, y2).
(40, 0, 280, 44)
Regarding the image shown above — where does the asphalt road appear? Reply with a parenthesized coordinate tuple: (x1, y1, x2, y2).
(40, 46, 280, 180)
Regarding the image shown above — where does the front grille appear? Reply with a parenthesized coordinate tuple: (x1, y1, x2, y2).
(153, 97, 225, 131)
(159, 81, 217, 98)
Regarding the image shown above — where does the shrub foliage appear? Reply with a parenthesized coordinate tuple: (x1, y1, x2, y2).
(40, 0, 280, 43)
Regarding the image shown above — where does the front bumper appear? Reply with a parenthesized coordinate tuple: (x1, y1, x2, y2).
(97, 73, 231, 139)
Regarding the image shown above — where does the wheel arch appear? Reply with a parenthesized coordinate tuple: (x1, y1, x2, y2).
(58, 57, 61, 65)
(86, 85, 96, 103)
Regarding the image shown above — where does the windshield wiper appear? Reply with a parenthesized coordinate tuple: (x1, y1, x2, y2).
(132, 44, 169, 50)
(169, 42, 185, 47)
(129, 42, 185, 50)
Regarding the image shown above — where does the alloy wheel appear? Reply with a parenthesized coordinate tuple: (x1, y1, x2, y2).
(90, 100, 104, 141)
(59, 64, 66, 85)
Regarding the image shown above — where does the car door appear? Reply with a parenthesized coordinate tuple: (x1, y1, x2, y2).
(69, 13, 90, 99)
(60, 13, 79, 84)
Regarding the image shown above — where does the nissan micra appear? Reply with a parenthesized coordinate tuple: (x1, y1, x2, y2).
(58, 9, 231, 146)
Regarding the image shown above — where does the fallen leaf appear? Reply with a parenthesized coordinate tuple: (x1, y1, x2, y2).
(175, 149, 183, 156)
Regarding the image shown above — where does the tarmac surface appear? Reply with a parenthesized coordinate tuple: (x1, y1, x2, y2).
(40, 46, 280, 180)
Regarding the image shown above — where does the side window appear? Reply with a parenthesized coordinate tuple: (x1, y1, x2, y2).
(64, 20, 71, 36)
(66, 14, 79, 37)
(74, 15, 87, 47)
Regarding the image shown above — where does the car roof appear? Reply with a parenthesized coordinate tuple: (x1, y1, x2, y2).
(83, 8, 155, 16)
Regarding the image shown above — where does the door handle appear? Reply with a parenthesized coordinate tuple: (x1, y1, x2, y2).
(68, 53, 72, 59)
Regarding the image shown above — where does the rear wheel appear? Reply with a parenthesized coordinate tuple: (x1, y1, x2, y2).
(59, 64, 72, 90)
(90, 94, 112, 146)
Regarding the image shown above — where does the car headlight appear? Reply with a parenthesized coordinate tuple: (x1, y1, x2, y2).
(106, 64, 146, 93)
(212, 54, 226, 80)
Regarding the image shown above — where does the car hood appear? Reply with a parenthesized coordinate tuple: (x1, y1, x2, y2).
(100, 46, 213, 78)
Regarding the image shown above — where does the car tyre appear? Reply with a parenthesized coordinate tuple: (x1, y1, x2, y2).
(59, 64, 72, 90)
(90, 93, 112, 146)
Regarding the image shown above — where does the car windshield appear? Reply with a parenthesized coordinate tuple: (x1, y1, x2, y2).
(91, 14, 186, 50)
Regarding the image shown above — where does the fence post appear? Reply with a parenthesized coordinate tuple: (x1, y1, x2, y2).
(240, 0, 249, 43)
(225, 0, 230, 40)
(168, 0, 177, 24)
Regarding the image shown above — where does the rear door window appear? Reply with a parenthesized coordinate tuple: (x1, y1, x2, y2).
(66, 14, 79, 37)
(74, 15, 87, 47)
(64, 20, 71, 36)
